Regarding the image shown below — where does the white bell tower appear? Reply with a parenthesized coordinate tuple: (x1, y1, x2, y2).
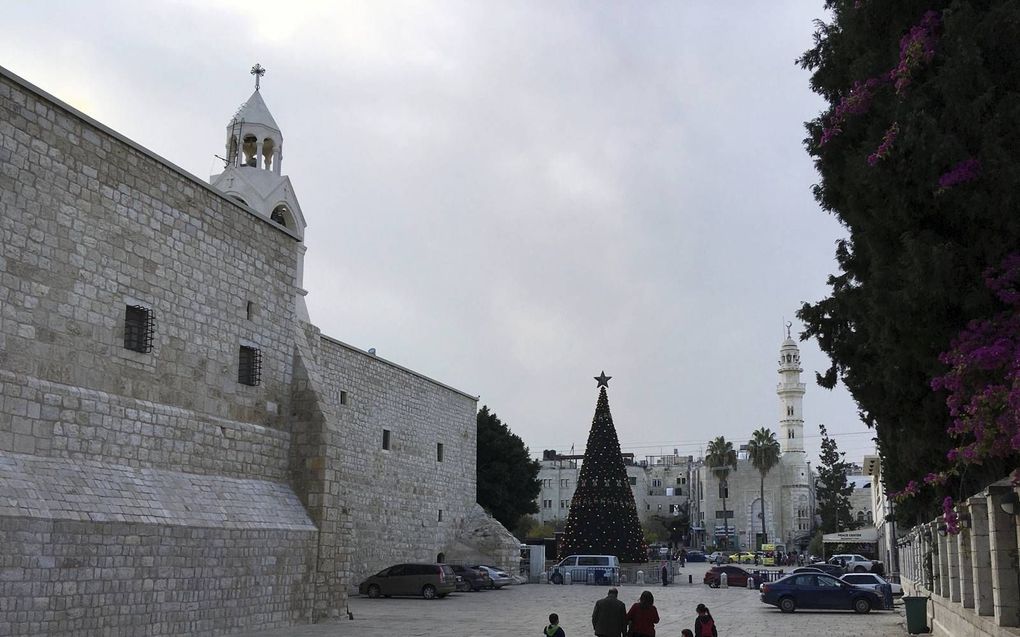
(210, 64, 310, 321)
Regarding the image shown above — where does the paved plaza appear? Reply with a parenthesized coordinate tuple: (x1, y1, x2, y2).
(247, 565, 908, 637)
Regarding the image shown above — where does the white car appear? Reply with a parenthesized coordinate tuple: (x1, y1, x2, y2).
(841, 572, 903, 596)
(706, 551, 727, 564)
(471, 564, 513, 589)
(829, 553, 882, 573)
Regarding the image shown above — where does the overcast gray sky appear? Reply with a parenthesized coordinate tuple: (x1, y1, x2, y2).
(3, 1, 879, 468)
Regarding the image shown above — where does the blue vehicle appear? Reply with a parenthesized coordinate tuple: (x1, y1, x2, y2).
(760, 572, 884, 614)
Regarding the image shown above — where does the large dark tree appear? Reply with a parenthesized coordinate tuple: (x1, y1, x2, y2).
(816, 425, 856, 534)
(476, 406, 540, 531)
(559, 375, 647, 562)
(797, 1, 1020, 519)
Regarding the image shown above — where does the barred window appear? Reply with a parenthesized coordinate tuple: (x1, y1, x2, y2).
(124, 305, 154, 353)
(238, 345, 262, 386)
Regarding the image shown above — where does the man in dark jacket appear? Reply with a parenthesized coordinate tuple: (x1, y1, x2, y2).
(592, 587, 627, 637)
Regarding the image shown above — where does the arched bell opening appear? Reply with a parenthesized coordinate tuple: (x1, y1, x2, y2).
(242, 135, 258, 167)
(262, 138, 276, 171)
(270, 203, 293, 228)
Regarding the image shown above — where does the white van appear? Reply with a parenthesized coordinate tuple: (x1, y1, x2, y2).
(548, 555, 620, 585)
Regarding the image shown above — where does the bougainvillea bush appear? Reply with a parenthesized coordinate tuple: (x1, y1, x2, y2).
(797, 0, 1020, 521)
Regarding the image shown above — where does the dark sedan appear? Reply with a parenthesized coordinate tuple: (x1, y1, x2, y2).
(794, 563, 845, 578)
(760, 572, 884, 613)
(703, 564, 752, 588)
(447, 564, 491, 591)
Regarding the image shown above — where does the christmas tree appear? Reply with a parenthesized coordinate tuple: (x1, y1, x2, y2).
(559, 372, 647, 562)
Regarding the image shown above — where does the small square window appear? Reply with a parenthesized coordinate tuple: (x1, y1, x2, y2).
(437, 443, 444, 462)
(238, 345, 262, 386)
(628, 476, 637, 485)
(382, 429, 391, 450)
(124, 305, 154, 353)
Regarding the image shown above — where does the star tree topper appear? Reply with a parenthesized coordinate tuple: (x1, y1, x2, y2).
(594, 371, 611, 388)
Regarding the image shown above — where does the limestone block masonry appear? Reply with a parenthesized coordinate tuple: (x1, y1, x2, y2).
(0, 64, 495, 636)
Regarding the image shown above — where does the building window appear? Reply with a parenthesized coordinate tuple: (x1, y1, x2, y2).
(560, 479, 569, 488)
(718, 483, 729, 499)
(124, 305, 154, 353)
(238, 345, 261, 385)
(382, 429, 391, 450)
(651, 479, 662, 488)
(676, 477, 683, 485)
(246, 301, 255, 320)
(339, 390, 348, 405)
(560, 500, 565, 509)
(437, 443, 444, 462)
(438, 509, 443, 522)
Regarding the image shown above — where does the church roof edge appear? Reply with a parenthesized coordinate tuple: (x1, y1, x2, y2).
(0, 65, 300, 242)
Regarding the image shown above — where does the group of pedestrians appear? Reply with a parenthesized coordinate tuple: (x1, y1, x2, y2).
(544, 587, 717, 637)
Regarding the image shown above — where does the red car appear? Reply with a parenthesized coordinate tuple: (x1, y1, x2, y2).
(704, 565, 753, 588)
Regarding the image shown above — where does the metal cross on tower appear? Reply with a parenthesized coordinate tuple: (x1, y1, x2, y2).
(250, 63, 266, 91)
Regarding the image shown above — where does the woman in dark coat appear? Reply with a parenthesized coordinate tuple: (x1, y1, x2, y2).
(626, 590, 659, 637)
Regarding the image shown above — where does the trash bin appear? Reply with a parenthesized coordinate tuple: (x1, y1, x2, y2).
(903, 596, 930, 634)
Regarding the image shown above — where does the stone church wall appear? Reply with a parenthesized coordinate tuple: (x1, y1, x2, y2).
(0, 64, 490, 633)
(308, 331, 478, 585)
(0, 68, 317, 635)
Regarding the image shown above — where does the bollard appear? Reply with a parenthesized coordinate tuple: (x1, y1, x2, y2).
(564, 571, 572, 585)
(688, 574, 693, 585)
(747, 577, 755, 590)
(720, 572, 728, 588)
(636, 570, 645, 585)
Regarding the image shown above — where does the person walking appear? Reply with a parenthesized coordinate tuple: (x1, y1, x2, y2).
(625, 590, 659, 637)
(543, 612, 565, 637)
(679, 548, 687, 567)
(694, 603, 717, 637)
(592, 587, 627, 637)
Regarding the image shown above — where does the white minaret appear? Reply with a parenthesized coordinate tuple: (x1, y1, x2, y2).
(778, 322, 806, 457)
(210, 64, 311, 321)
(777, 321, 812, 548)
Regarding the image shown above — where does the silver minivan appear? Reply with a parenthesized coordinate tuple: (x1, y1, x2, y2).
(548, 554, 620, 585)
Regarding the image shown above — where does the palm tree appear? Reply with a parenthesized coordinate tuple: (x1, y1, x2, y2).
(747, 427, 781, 548)
(705, 436, 738, 550)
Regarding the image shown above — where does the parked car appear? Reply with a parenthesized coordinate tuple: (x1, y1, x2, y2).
(704, 565, 753, 588)
(684, 550, 707, 563)
(796, 562, 846, 577)
(829, 553, 883, 573)
(446, 564, 491, 591)
(470, 564, 513, 588)
(706, 551, 727, 564)
(841, 572, 903, 596)
(728, 551, 756, 564)
(548, 555, 620, 585)
(358, 563, 457, 599)
(760, 572, 884, 613)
